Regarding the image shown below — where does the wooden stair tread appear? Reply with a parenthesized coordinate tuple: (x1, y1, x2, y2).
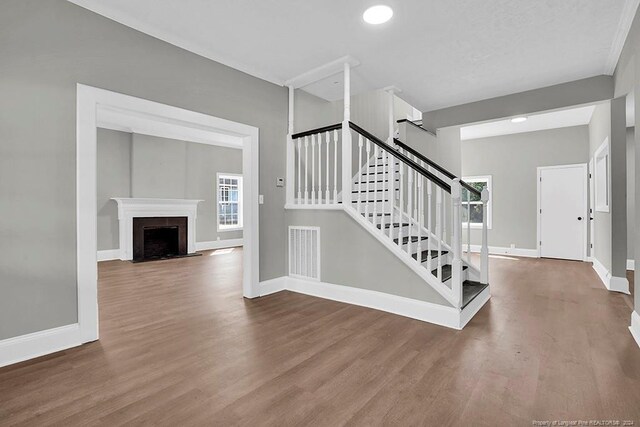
(462, 280, 489, 309)
(412, 249, 447, 263)
(395, 235, 429, 245)
(431, 264, 468, 282)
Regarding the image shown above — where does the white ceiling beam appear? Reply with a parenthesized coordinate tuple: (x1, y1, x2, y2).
(285, 56, 360, 89)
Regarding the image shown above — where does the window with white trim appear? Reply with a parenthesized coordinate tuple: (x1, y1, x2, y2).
(217, 174, 243, 230)
(461, 175, 492, 229)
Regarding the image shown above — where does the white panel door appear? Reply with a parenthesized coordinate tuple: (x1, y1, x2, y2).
(539, 164, 587, 261)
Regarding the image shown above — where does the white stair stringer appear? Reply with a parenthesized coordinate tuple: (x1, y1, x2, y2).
(343, 205, 459, 307)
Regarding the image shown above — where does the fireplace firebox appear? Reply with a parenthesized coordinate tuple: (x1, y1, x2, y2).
(132, 217, 188, 262)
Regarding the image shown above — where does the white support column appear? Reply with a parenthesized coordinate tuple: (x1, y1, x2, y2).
(451, 179, 463, 308)
(480, 188, 490, 285)
(286, 86, 295, 205)
(341, 62, 352, 206)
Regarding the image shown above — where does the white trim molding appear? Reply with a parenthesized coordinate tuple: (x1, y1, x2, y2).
(195, 239, 244, 251)
(77, 84, 260, 350)
(604, 0, 640, 75)
(630, 311, 640, 349)
(592, 258, 630, 294)
(466, 244, 538, 258)
(97, 249, 120, 262)
(258, 276, 491, 330)
(112, 198, 203, 260)
(0, 324, 82, 368)
(627, 259, 635, 270)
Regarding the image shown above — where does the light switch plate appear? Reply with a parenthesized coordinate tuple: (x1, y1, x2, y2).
(259, 195, 264, 204)
(276, 177, 285, 187)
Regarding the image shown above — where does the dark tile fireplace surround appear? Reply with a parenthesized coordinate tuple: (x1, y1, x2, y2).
(132, 217, 193, 262)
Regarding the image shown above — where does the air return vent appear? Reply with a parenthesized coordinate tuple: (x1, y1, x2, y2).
(288, 226, 320, 281)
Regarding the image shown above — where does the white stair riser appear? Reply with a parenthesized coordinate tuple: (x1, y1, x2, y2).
(353, 181, 398, 191)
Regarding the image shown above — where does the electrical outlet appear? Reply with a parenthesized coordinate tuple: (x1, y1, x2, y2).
(510, 243, 515, 249)
(276, 177, 285, 187)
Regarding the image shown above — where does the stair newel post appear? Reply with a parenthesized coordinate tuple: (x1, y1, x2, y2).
(426, 178, 433, 273)
(325, 132, 330, 204)
(311, 134, 316, 205)
(398, 161, 404, 247)
(365, 139, 371, 219)
(417, 174, 423, 258)
(286, 86, 295, 205)
(480, 188, 490, 285)
(436, 187, 443, 281)
(466, 187, 471, 263)
(341, 62, 352, 206)
(304, 136, 309, 204)
(357, 135, 363, 214)
(372, 145, 379, 225)
(317, 134, 322, 204)
(451, 179, 463, 308)
(333, 129, 338, 203)
(297, 138, 302, 203)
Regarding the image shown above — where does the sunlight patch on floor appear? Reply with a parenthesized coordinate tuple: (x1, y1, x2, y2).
(210, 248, 234, 256)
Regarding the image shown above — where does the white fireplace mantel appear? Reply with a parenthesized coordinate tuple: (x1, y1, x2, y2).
(111, 198, 203, 261)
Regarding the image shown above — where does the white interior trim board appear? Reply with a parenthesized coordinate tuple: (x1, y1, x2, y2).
(258, 276, 491, 330)
(0, 324, 82, 368)
(97, 249, 120, 262)
(604, 0, 640, 75)
(592, 258, 630, 294)
(195, 239, 244, 251)
(77, 84, 260, 349)
(630, 311, 640, 349)
(627, 259, 635, 270)
(466, 244, 538, 258)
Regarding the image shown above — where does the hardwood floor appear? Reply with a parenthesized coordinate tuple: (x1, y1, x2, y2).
(1, 250, 640, 426)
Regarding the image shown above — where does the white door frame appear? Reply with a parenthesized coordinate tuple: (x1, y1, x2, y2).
(588, 158, 595, 260)
(536, 163, 588, 261)
(77, 84, 260, 343)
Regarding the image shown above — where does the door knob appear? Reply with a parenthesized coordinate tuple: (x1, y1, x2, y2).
(577, 216, 583, 221)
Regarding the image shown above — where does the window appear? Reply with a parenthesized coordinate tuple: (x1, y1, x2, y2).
(461, 175, 492, 229)
(594, 138, 610, 212)
(217, 174, 243, 231)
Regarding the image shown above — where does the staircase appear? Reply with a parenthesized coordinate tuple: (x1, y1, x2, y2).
(283, 66, 490, 326)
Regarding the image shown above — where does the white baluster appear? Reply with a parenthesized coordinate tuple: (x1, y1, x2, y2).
(357, 135, 363, 214)
(325, 131, 330, 204)
(333, 129, 338, 203)
(407, 167, 413, 255)
(317, 134, 322, 205)
(417, 174, 423, 260)
(387, 152, 394, 239)
(451, 179, 463, 307)
(466, 187, 471, 263)
(297, 138, 302, 204)
(380, 150, 388, 233)
(311, 134, 316, 205)
(481, 188, 490, 285)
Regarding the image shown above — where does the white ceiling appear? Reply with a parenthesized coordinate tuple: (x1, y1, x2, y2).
(460, 105, 596, 140)
(69, 0, 638, 111)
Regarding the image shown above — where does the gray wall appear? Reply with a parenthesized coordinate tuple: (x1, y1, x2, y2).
(285, 210, 452, 307)
(0, 0, 289, 340)
(97, 130, 243, 251)
(462, 126, 590, 249)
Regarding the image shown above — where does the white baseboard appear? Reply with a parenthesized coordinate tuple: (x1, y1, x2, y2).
(0, 324, 82, 368)
(98, 239, 244, 262)
(592, 258, 630, 294)
(459, 287, 491, 328)
(258, 276, 490, 330)
(195, 239, 243, 251)
(97, 249, 120, 262)
(467, 244, 538, 258)
(628, 259, 635, 270)
(630, 311, 640, 349)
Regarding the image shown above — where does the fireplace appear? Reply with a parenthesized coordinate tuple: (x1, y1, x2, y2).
(132, 217, 188, 262)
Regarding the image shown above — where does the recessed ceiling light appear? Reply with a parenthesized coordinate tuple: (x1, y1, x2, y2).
(363, 5, 393, 25)
(511, 117, 527, 123)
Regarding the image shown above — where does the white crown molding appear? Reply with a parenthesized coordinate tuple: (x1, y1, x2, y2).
(0, 324, 82, 368)
(67, 0, 285, 86)
(285, 56, 360, 89)
(258, 276, 491, 330)
(604, 0, 640, 75)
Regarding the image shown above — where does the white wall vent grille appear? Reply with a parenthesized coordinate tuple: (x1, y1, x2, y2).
(288, 226, 320, 281)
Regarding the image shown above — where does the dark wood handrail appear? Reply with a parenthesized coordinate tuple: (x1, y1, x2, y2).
(393, 138, 481, 199)
(291, 123, 342, 140)
(348, 122, 451, 193)
(396, 119, 436, 137)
